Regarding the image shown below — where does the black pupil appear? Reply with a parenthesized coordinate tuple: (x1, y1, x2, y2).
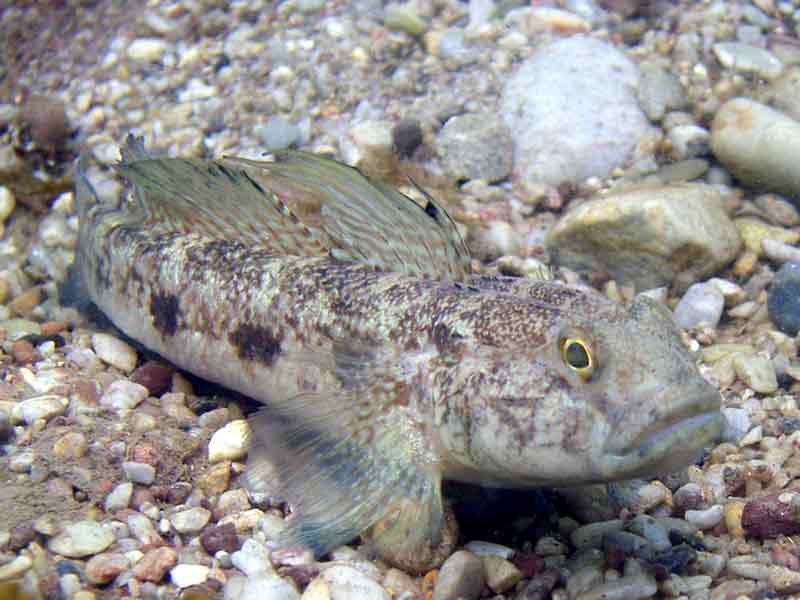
(566, 342, 590, 369)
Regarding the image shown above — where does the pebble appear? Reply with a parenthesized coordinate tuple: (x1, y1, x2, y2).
(231, 538, 272, 576)
(0, 187, 15, 223)
(224, 572, 300, 600)
(0, 555, 32, 581)
(433, 550, 484, 600)
(171, 507, 211, 534)
(674, 281, 725, 329)
(47, 521, 115, 558)
(201, 523, 240, 554)
(762, 238, 800, 263)
(755, 193, 800, 226)
(566, 564, 604, 598)
(742, 491, 800, 537)
(667, 125, 710, 160)
(573, 574, 657, 600)
(673, 483, 705, 513)
(727, 555, 770, 580)
(208, 419, 250, 462)
(132, 547, 178, 582)
(100, 380, 149, 410)
(571, 520, 625, 549)
(257, 115, 302, 152)
(768, 262, 800, 335)
(769, 564, 800, 593)
(52, 432, 88, 459)
(461, 540, 513, 559)
(684, 505, 724, 530)
(482, 554, 523, 593)
(170, 563, 210, 588)
(534, 537, 568, 556)
(625, 515, 671, 552)
(130, 361, 174, 396)
(127, 513, 163, 546)
(501, 35, 650, 187)
(547, 184, 741, 291)
(713, 42, 784, 79)
(384, 2, 427, 36)
(711, 98, 800, 198)
(732, 354, 778, 394)
(636, 61, 687, 122)
(91, 333, 138, 372)
(736, 217, 800, 255)
(85, 553, 129, 585)
(304, 565, 388, 600)
(603, 531, 654, 561)
(339, 120, 394, 176)
(122, 461, 156, 485)
(127, 38, 169, 63)
(8, 450, 34, 472)
(15, 395, 68, 425)
(436, 113, 513, 183)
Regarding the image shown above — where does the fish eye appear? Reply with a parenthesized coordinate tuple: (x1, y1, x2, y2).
(559, 338, 594, 380)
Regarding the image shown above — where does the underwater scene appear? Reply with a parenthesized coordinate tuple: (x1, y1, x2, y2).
(2, 0, 800, 598)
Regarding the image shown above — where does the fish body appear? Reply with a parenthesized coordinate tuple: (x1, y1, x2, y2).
(69, 136, 723, 571)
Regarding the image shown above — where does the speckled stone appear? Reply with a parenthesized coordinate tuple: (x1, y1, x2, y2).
(768, 262, 800, 335)
(548, 183, 741, 290)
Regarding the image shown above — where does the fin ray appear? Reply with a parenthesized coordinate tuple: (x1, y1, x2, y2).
(227, 151, 472, 280)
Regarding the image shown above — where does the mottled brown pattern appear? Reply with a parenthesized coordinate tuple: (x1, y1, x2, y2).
(71, 146, 723, 572)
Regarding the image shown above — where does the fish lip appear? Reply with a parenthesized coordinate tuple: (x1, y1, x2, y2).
(599, 409, 724, 480)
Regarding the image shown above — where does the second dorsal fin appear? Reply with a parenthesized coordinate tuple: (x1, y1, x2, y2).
(228, 151, 472, 281)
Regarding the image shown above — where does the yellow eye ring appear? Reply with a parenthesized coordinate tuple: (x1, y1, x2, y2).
(560, 338, 594, 380)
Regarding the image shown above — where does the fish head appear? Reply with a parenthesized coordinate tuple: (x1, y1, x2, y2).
(436, 289, 723, 487)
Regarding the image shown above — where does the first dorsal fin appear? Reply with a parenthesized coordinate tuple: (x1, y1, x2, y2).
(116, 136, 331, 256)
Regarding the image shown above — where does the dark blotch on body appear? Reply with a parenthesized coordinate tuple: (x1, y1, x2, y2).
(151, 292, 180, 336)
(229, 323, 283, 366)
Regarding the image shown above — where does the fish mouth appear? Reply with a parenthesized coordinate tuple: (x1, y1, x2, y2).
(599, 408, 724, 480)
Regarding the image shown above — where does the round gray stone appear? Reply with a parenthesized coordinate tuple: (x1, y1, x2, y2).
(501, 35, 651, 187)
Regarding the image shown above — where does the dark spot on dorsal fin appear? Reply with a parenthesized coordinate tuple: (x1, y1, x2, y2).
(150, 292, 180, 337)
(216, 163, 237, 184)
(241, 170, 266, 195)
(424, 200, 438, 221)
(229, 323, 283, 366)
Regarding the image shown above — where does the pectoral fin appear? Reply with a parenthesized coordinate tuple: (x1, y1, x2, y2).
(244, 345, 449, 570)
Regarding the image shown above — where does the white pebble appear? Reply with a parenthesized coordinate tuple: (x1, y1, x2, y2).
(0, 186, 15, 223)
(0, 555, 32, 580)
(127, 38, 169, 63)
(91, 333, 138, 372)
(223, 572, 300, 600)
(208, 419, 250, 462)
(231, 538, 272, 576)
(685, 505, 724, 530)
(170, 564, 210, 588)
(105, 482, 133, 512)
(15, 395, 68, 424)
(100, 380, 149, 411)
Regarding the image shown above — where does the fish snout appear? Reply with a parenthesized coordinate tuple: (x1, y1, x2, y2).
(599, 378, 722, 479)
